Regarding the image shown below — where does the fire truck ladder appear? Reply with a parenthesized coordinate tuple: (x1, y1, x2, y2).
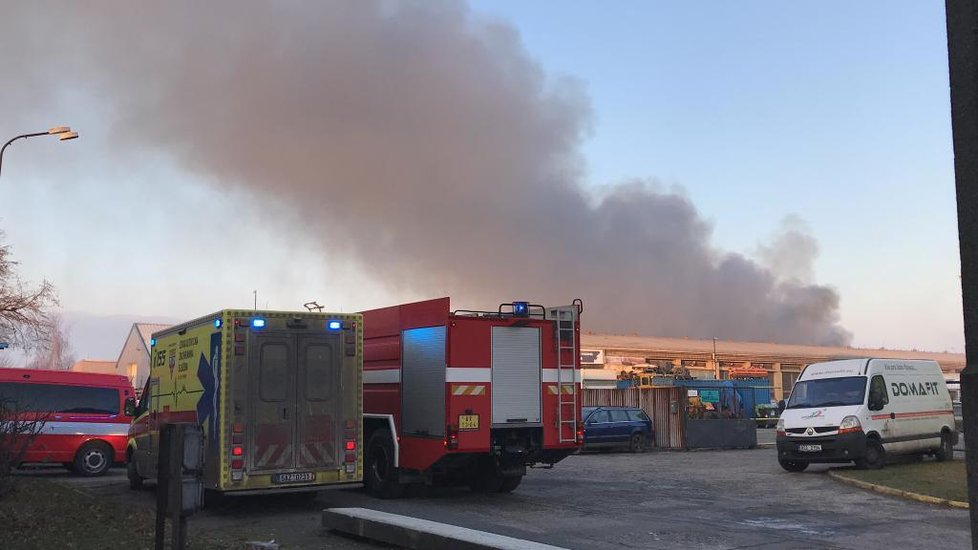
(548, 303, 581, 444)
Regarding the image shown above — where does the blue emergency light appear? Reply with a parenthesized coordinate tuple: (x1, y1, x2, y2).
(214, 318, 222, 329)
(150, 338, 156, 347)
(252, 318, 266, 329)
(327, 320, 342, 331)
(513, 301, 529, 317)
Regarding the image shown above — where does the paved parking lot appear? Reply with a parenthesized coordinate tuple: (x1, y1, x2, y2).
(42, 447, 971, 549)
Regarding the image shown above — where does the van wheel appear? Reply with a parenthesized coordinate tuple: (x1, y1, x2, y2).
(935, 432, 954, 462)
(127, 458, 143, 490)
(74, 442, 112, 477)
(365, 429, 403, 499)
(856, 439, 885, 470)
(778, 460, 808, 472)
(628, 433, 646, 453)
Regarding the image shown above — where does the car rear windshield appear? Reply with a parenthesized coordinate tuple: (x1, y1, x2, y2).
(0, 382, 119, 414)
(786, 376, 867, 409)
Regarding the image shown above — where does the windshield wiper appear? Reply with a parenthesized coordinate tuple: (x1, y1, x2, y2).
(813, 401, 849, 407)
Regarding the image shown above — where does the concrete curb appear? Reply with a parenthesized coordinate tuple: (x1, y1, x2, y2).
(827, 470, 969, 510)
(323, 507, 569, 550)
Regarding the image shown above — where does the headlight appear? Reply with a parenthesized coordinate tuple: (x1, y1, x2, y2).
(776, 418, 785, 433)
(839, 415, 862, 434)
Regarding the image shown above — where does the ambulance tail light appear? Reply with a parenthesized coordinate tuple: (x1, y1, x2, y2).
(776, 418, 785, 437)
(231, 424, 246, 482)
(838, 415, 862, 435)
(445, 424, 459, 450)
(343, 419, 358, 474)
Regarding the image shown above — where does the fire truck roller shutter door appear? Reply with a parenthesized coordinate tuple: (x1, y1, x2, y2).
(401, 326, 447, 437)
(491, 327, 542, 425)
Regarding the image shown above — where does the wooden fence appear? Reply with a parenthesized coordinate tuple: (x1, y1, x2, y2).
(582, 388, 687, 449)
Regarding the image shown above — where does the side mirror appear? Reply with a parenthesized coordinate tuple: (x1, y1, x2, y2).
(777, 400, 786, 414)
(868, 393, 883, 411)
(124, 397, 137, 417)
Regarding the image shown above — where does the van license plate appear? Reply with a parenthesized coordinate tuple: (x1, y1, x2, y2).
(459, 414, 479, 431)
(273, 472, 315, 484)
(798, 444, 822, 452)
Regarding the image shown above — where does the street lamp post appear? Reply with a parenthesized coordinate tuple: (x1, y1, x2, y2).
(0, 126, 79, 177)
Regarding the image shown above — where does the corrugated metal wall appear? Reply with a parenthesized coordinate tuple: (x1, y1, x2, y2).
(582, 388, 686, 449)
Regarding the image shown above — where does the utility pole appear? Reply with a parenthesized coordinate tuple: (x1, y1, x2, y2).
(253, 290, 257, 311)
(712, 337, 719, 379)
(946, 1, 978, 546)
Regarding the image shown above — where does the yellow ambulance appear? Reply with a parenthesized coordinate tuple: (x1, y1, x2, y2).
(126, 310, 362, 495)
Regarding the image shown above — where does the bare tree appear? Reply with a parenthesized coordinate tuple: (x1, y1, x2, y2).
(0, 231, 58, 353)
(27, 314, 74, 371)
(0, 395, 49, 498)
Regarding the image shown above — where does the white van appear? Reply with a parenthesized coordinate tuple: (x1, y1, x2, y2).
(776, 358, 956, 471)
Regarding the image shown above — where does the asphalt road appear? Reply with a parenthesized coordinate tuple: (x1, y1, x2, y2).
(39, 446, 972, 550)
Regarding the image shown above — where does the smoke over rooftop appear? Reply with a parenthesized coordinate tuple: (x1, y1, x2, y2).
(1, 1, 851, 345)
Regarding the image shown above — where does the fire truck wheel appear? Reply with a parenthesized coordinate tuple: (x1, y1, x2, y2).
(365, 429, 403, 499)
(74, 441, 112, 477)
(497, 475, 522, 494)
(467, 458, 504, 493)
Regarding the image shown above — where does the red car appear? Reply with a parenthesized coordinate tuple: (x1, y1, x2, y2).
(0, 368, 135, 476)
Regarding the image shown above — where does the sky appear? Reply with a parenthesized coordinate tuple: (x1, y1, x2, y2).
(0, 1, 963, 361)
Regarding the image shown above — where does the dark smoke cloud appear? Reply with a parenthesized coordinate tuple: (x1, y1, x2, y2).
(1, 1, 851, 345)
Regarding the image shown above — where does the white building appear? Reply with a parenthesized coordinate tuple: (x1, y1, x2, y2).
(115, 323, 171, 391)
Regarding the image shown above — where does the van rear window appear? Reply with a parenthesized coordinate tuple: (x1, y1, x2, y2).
(0, 382, 119, 414)
(786, 376, 866, 409)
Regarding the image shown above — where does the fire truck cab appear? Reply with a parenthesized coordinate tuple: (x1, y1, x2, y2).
(361, 297, 583, 498)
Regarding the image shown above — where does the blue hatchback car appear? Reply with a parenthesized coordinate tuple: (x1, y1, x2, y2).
(582, 406, 654, 452)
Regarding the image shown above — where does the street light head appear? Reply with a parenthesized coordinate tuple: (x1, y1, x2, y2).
(48, 126, 71, 135)
(58, 131, 78, 141)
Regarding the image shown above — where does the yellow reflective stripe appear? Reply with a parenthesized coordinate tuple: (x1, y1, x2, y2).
(452, 385, 486, 395)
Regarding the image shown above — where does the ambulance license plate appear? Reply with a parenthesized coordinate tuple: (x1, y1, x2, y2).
(273, 472, 315, 484)
(458, 414, 479, 431)
(798, 444, 822, 452)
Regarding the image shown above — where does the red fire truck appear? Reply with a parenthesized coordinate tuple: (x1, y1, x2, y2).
(361, 297, 583, 498)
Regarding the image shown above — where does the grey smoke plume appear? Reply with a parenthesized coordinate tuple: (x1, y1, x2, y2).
(1, 1, 851, 345)
(756, 215, 820, 284)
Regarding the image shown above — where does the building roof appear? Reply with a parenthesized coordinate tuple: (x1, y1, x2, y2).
(70, 359, 117, 374)
(580, 334, 965, 373)
(135, 323, 172, 349)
